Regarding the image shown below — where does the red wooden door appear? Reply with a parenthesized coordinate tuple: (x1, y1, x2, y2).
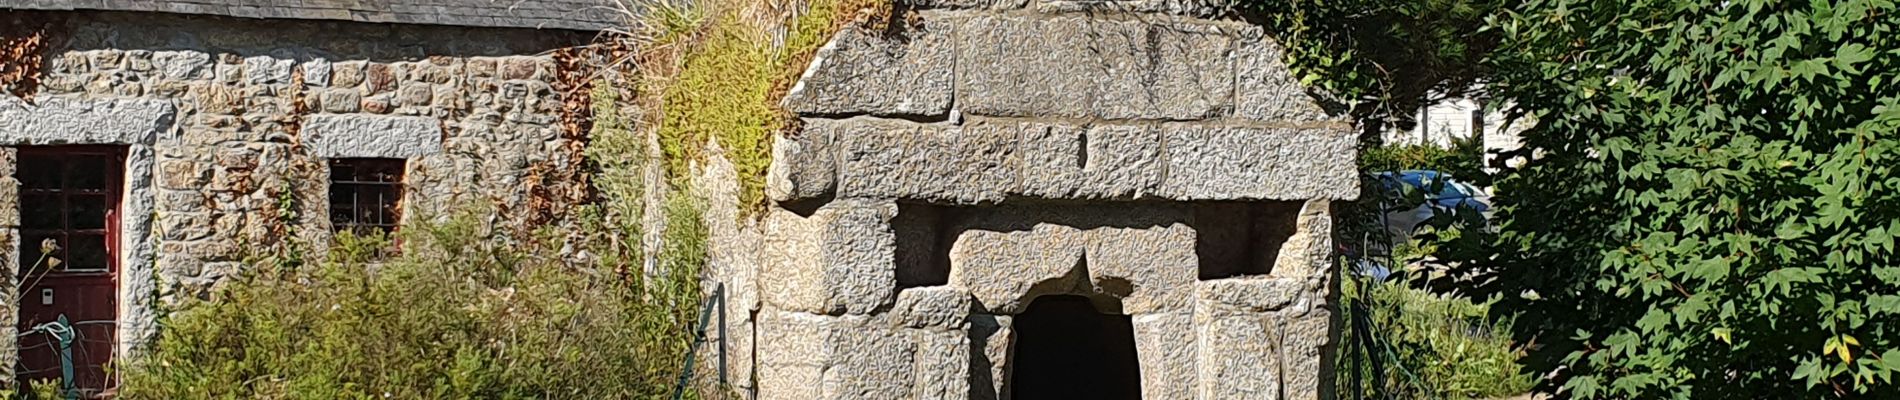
(15, 146, 123, 395)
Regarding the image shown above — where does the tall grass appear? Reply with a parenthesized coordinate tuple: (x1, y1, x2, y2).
(1337, 273, 1534, 399)
(116, 197, 709, 399)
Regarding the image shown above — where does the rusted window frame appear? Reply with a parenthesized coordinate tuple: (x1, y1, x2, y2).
(327, 158, 405, 235)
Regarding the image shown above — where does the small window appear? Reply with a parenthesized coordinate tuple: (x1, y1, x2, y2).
(328, 158, 405, 234)
(17, 147, 124, 273)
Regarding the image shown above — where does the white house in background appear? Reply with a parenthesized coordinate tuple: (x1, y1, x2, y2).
(1384, 95, 1530, 172)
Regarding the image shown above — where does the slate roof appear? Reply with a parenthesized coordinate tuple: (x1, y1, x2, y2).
(0, 0, 624, 31)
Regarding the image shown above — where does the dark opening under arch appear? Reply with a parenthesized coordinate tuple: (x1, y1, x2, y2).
(1008, 295, 1142, 400)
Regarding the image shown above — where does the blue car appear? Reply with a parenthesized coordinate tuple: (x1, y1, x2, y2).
(1352, 170, 1492, 279)
(1373, 170, 1491, 244)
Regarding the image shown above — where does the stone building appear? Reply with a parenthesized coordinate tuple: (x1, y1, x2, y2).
(701, 2, 1360, 399)
(3, 0, 1355, 398)
(0, 1, 608, 392)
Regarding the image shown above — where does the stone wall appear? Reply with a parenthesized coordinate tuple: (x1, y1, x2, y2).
(0, 11, 584, 371)
(723, 4, 1359, 400)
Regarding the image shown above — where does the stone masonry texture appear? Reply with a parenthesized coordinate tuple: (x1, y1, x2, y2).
(0, 10, 586, 376)
(746, 3, 1356, 400)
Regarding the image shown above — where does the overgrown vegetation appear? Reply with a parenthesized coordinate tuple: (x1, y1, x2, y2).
(1336, 138, 1529, 399)
(1448, 0, 1900, 397)
(1359, 133, 1489, 185)
(116, 62, 719, 397)
(103, 0, 891, 395)
(653, 0, 885, 214)
(1338, 276, 1534, 399)
(118, 200, 706, 399)
(1307, 0, 1900, 397)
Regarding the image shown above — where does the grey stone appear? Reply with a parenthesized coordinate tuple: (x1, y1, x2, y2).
(892, 286, 971, 330)
(0, 179, 16, 227)
(954, 16, 1110, 118)
(953, 15, 1239, 120)
(1085, 205, 1197, 315)
(823, 327, 916, 400)
(243, 55, 294, 85)
(1090, 24, 1236, 120)
(1035, 0, 1235, 17)
(1236, 34, 1340, 123)
(1016, 123, 1163, 200)
(784, 23, 955, 117)
(1157, 125, 1360, 201)
(303, 58, 333, 87)
(756, 312, 837, 400)
(214, 63, 243, 84)
(911, 328, 972, 400)
(751, 312, 919, 400)
(834, 119, 1018, 204)
(1195, 277, 1312, 315)
(1133, 312, 1198, 400)
(948, 208, 1087, 314)
(1194, 311, 1280, 399)
(1281, 310, 1334, 400)
(767, 120, 839, 203)
(761, 200, 899, 315)
(319, 90, 362, 113)
(302, 114, 444, 158)
(0, 95, 174, 145)
(1271, 199, 1335, 279)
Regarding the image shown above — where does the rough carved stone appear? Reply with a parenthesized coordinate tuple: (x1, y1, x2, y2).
(0, 95, 175, 145)
(1158, 125, 1360, 201)
(761, 200, 900, 315)
(784, 23, 955, 117)
(302, 114, 444, 158)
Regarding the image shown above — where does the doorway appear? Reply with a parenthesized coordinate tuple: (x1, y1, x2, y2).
(1008, 295, 1142, 400)
(15, 146, 125, 395)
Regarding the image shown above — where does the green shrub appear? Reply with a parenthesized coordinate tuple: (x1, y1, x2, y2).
(1461, 0, 1900, 397)
(1338, 275, 1535, 399)
(1359, 134, 1488, 184)
(118, 203, 705, 399)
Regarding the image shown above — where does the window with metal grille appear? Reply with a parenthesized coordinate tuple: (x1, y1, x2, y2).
(328, 158, 405, 234)
(17, 147, 124, 273)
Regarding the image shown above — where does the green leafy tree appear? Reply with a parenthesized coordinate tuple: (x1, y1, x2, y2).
(1458, 0, 1900, 397)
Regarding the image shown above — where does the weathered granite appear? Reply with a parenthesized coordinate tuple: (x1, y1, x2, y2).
(1159, 125, 1360, 201)
(0, 95, 175, 145)
(1017, 123, 1165, 199)
(766, 123, 837, 202)
(912, 328, 974, 400)
(762, 200, 900, 315)
(302, 114, 445, 158)
(784, 23, 956, 117)
(947, 208, 1088, 314)
(834, 119, 1018, 204)
(893, 286, 973, 330)
(754, 4, 1352, 399)
(1133, 312, 1199, 400)
(1084, 206, 1198, 315)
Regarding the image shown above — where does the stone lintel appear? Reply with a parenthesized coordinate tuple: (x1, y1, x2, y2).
(795, 117, 1358, 205)
(0, 95, 174, 145)
(302, 114, 443, 158)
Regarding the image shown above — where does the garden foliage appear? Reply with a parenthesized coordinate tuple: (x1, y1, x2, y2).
(1462, 0, 1900, 397)
(117, 198, 708, 399)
